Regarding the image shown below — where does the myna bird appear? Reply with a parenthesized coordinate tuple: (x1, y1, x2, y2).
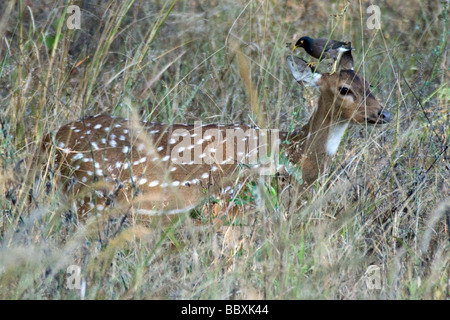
(293, 36, 353, 73)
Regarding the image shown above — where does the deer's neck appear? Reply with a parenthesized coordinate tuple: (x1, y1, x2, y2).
(283, 96, 348, 185)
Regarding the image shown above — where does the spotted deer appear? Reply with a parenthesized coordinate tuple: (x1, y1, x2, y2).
(40, 56, 390, 220)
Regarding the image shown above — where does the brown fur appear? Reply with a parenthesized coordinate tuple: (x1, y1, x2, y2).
(40, 65, 389, 220)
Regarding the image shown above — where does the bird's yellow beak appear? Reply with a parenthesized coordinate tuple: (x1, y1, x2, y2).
(293, 40, 303, 51)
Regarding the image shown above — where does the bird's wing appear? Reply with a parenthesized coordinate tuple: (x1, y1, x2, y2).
(338, 49, 354, 70)
(327, 40, 352, 51)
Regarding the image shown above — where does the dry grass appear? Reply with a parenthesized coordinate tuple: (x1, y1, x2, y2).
(0, 0, 448, 299)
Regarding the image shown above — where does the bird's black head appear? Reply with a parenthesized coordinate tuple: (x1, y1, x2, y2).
(294, 36, 312, 49)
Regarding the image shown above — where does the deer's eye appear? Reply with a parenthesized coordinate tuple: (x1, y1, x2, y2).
(339, 87, 351, 95)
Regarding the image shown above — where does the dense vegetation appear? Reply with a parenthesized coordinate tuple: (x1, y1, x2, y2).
(0, 0, 448, 299)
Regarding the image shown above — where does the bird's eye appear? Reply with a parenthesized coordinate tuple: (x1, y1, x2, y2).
(339, 87, 351, 95)
(300, 40, 304, 44)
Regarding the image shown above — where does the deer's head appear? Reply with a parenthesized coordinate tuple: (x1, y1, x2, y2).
(287, 56, 390, 125)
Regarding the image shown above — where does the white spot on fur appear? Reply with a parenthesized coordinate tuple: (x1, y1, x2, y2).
(138, 178, 148, 185)
(149, 180, 159, 187)
(91, 142, 99, 150)
(325, 123, 348, 156)
(73, 153, 83, 160)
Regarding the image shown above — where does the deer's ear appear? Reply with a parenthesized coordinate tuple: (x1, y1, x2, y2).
(286, 55, 321, 87)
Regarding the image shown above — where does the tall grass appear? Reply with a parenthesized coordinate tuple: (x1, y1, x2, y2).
(0, 0, 448, 299)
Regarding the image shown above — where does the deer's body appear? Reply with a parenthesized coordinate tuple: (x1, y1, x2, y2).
(44, 115, 272, 216)
(41, 56, 389, 219)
